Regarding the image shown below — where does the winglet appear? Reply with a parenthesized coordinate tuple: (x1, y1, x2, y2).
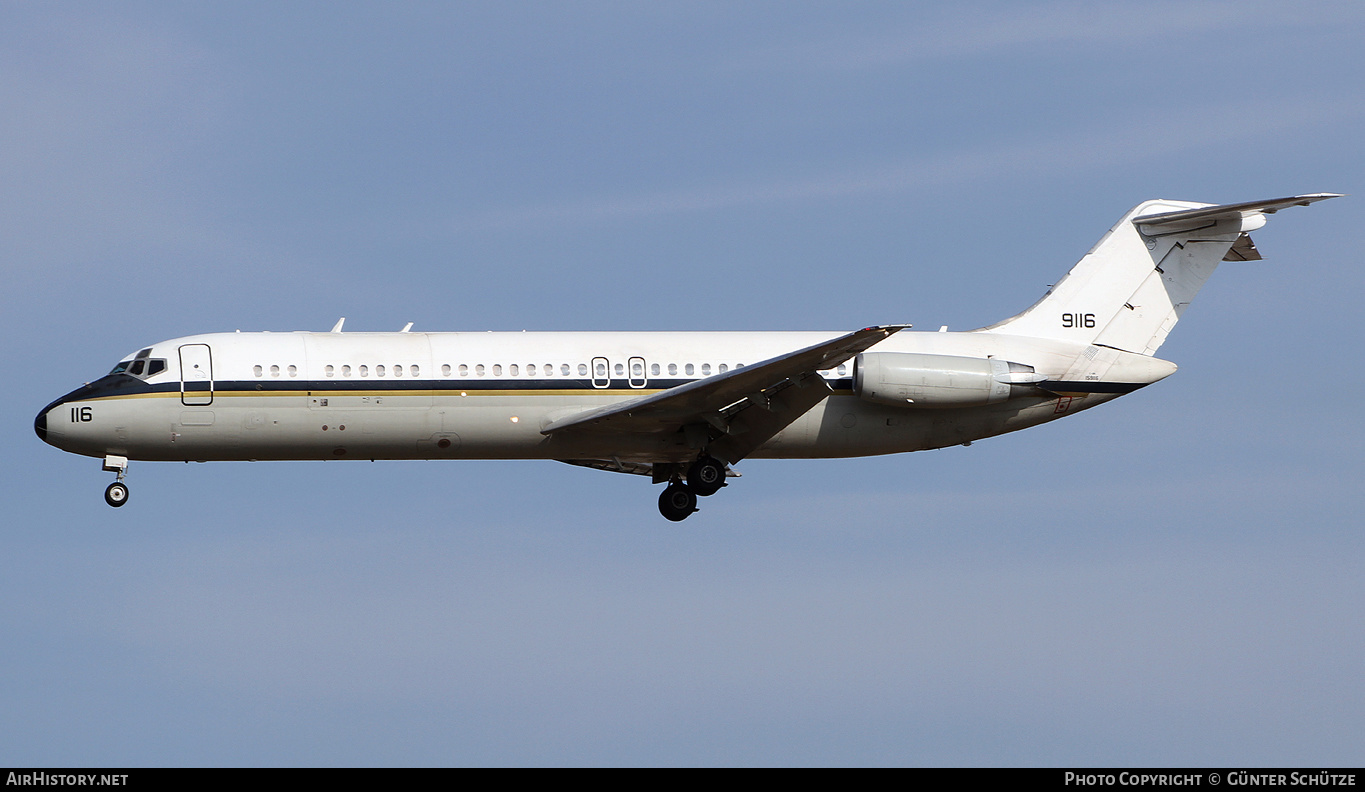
(330, 317, 346, 333)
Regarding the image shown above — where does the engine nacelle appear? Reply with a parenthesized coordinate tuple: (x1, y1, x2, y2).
(853, 352, 1036, 408)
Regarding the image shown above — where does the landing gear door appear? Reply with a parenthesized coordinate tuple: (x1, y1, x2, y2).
(179, 344, 214, 406)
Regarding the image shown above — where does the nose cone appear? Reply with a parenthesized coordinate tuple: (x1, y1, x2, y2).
(34, 408, 47, 442)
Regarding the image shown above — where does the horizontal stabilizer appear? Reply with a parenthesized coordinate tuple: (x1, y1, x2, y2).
(1132, 193, 1341, 231)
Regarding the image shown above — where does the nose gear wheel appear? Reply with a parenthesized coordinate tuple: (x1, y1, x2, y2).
(104, 482, 129, 507)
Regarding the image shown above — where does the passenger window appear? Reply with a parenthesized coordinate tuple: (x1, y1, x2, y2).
(342, 365, 351, 377)
(837, 364, 847, 376)
(614, 363, 624, 376)
(595, 362, 606, 377)
(377, 365, 386, 377)
(270, 365, 280, 377)
(651, 363, 660, 376)
(325, 365, 334, 377)
(668, 363, 677, 376)
(527, 364, 536, 376)
(411, 365, 419, 377)
(476, 364, 485, 376)
(459, 364, 468, 376)
(359, 365, 369, 377)
(685, 364, 694, 376)
(441, 364, 451, 377)
(254, 365, 263, 377)
(579, 363, 588, 376)
(718, 364, 728, 373)
(393, 364, 402, 377)
(509, 364, 519, 376)
(288, 365, 298, 377)
(492, 364, 502, 376)
(701, 364, 711, 376)
(631, 361, 643, 377)
(561, 364, 570, 376)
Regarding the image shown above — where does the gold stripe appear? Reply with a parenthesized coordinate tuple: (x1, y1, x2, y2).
(78, 388, 664, 403)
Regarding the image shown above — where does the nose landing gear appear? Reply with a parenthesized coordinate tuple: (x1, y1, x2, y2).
(102, 455, 129, 508)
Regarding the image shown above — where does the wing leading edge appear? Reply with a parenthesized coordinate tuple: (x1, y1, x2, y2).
(544, 324, 908, 464)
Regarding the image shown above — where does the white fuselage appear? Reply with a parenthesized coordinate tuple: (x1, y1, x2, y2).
(37, 328, 1123, 465)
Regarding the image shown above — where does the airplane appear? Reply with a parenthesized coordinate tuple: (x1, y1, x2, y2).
(35, 194, 1338, 521)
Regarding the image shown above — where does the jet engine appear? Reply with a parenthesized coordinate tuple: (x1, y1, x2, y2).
(853, 352, 1041, 408)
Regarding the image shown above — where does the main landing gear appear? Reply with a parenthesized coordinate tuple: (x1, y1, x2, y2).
(658, 482, 697, 522)
(102, 455, 129, 508)
(657, 455, 728, 521)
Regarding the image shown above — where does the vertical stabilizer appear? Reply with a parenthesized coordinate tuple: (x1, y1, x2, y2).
(982, 194, 1339, 355)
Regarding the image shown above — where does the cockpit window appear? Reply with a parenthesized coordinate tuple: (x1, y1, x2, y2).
(109, 357, 168, 379)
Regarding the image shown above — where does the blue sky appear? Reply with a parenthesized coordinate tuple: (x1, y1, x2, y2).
(3, 1, 1363, 766)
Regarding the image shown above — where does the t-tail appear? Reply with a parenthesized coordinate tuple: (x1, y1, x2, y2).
(983, 194, 1341, 355)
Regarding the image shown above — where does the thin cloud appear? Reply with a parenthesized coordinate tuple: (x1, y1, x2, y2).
(721, 1, 1360, 72)
(429, 94, 1359, 236)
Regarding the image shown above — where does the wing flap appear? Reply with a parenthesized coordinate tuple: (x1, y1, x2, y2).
(558, 458, 742, 483)
(707, 373, 834, 463)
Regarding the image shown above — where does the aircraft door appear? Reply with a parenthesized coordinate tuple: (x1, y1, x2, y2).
(179, 344, 214, 406)
(628, 356, 647, 388)
(591, 356, 610, 389)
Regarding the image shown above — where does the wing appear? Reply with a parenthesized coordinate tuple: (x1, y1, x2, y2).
(543, 325, 907, 463)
